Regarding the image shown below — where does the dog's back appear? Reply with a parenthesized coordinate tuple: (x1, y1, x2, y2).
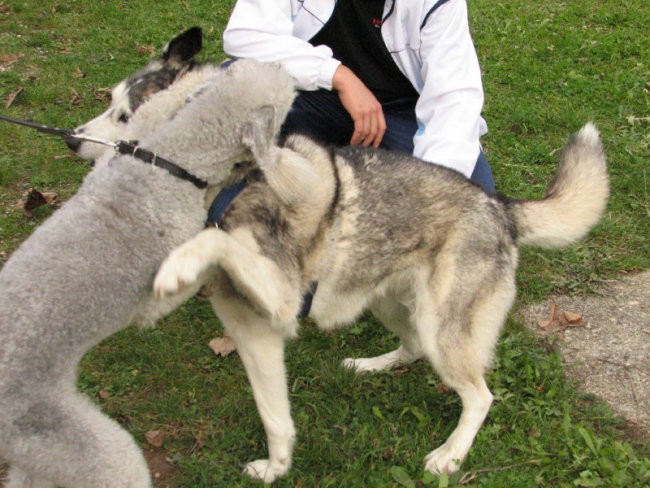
(318, 134, 605, 299)
(302, 142, 516, 301)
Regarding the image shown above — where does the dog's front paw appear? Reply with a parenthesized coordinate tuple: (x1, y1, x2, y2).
(424, 442, 464, 475)
(243, 459, 289, 484)
(153, 249, 205, 297)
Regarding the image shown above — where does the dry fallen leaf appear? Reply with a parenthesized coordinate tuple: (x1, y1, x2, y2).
(98, 389, 110, 400)
(22, 189, 59, 217)
(41, 191, 58, 205)
(538, 303, 585, 334)
(538, 303, 558, 329)
(137, 44, 155, 56)
(563, 311, 584, 325)
(69, 86, 83, 105)
(93, 87, 111, 103)
(393, 365, 410, 377)
(144, 430, 165, 448)
(208, 336, 237, 357)
(73, 66, 86, 78)
(5, 86, 23, 108)
(23, 189, 46, 216)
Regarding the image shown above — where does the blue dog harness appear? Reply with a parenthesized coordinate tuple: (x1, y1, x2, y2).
(207, 182, 317, 318)
(207, 179, 247, 223)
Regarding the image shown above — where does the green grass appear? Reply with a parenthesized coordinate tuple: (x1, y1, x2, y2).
(1, 1, 649, 487)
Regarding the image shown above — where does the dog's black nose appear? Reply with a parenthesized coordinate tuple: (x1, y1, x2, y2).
(65, 136, 81, 152)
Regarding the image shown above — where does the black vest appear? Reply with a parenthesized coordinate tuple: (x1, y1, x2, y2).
(309, 0, 418, 103)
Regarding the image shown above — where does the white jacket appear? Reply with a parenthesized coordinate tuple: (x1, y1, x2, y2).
(223, 0, 487, 177)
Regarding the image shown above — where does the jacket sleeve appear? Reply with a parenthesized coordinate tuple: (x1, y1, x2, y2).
(223, 0, 341, 90)
(413, 0, 487, 178)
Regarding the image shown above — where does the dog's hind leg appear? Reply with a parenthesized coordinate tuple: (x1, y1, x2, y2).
(2, 389, 151, 488)
(415, 271, 515, 475)
(342, 297, 422, 372)
(212, 297, 296, 484)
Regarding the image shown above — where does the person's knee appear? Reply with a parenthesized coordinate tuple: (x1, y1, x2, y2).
(471, 151, 495, 193)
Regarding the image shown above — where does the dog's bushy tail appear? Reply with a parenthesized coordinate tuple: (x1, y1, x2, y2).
(513, 123, 609, 248)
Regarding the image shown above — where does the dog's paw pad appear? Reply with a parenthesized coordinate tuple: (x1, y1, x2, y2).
(424, 443, 464, 475)
(243, 459, 287, 483)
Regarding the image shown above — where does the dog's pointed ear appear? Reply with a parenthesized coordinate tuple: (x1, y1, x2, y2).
(162, 27, 202, 63)
(242, 105, 277, 163)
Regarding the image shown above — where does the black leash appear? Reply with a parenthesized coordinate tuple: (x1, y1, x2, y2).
(0, 114, 207, 189)
(0, 114, 73, 137)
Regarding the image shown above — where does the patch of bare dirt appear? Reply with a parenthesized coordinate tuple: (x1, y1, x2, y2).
(144, 447, 179, 487)
(520, 271, 650, 440)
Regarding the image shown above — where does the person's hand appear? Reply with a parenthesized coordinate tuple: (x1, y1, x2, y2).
(332, 65, 386, 148)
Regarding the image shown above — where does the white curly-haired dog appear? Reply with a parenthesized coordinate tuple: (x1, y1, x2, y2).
(0, 60, 295, 488)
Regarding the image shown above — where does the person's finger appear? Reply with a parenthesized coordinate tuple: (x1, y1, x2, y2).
(372, 111, 387, 148)
(350, 112, 370, 146)
(361, 113, 377, 147)
(350, 115, 367, 146)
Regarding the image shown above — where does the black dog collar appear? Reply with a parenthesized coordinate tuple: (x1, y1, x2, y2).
(115, 141, 208, 190)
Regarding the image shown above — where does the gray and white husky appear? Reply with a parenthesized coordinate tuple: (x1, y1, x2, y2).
(154, 116, 609, 482)
(0, 60, 295, 487)
(68, 34, 609, 483)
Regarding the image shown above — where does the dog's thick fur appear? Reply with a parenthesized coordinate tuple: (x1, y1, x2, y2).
(0, 61, 296, 487)
(65, 30, 609, 483)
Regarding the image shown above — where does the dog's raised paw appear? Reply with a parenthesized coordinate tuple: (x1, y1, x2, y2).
(153, 250, 204, 297)
(243, 459, 288, 483)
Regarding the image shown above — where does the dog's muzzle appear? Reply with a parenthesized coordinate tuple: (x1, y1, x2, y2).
(65, 135, 82, 152)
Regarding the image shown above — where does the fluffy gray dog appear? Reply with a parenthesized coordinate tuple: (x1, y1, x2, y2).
(0, 60, 294, 488)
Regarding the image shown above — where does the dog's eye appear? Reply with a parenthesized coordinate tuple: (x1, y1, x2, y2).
(118, 113, 130, 123)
